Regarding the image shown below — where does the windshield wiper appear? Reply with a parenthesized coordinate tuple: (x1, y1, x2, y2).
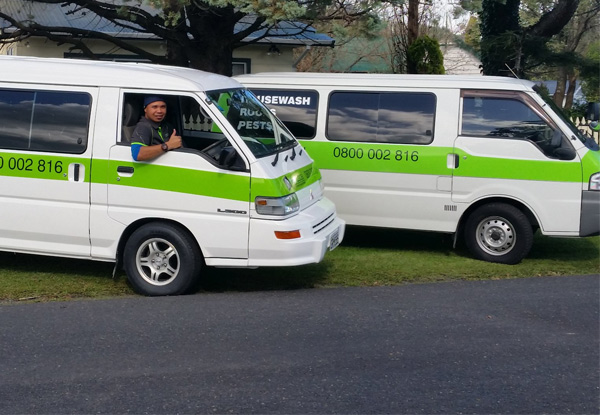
(270, 141, 296, 166)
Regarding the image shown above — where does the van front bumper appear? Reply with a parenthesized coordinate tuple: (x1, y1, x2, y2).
(247, 197, 346, 267)
(580, 190, 600, 237)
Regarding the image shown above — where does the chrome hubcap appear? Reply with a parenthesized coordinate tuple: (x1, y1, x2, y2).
(136, 238, 179, 286)
(476, 216, 516, 256)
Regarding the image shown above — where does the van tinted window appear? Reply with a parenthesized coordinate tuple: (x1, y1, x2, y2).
(462, 96, 547, 138)
(327, 92, 436, 144)
(251, 89, 318, 139)
(461, 95, 569, 159)
(0, 89, 90, 154)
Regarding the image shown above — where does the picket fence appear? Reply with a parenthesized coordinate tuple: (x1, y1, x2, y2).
(181, 111, 599, 144)
(571, 117, 600, 144)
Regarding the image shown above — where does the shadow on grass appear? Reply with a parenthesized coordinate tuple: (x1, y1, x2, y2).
(343, 226, 600, 263)
(1, 227, 596, 299)
(527, 233, 600, 261)
(0, 251, 115, 277)
(198, 262, 331, 293)
(341, 225, 460, 255)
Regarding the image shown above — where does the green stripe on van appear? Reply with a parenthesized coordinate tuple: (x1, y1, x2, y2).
(300, 141, 450, 175)
(0, 152, 90, 181)
(98, 160, 320, 201)
(452, 148, 582, 182)
(582, 150, 600, 182)
(251, 163, 321, 199)
(0, 152, 319, 201)
(102, 159, 252, 201)
(300, 141, 586, 183)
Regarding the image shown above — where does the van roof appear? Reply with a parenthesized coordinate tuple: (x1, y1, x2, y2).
(236, 72, 536, 91)
(0, 55, 240, 91)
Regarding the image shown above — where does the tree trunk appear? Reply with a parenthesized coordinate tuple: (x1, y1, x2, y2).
(406, 0, 421, 74)
(554, 67, 568, 107)
(564, 71, 578, 110)
(173, 5, 238, 75)
(407, 0, 419, 45)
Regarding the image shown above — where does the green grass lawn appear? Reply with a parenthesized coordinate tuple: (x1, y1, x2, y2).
(1, 226, 598, 303)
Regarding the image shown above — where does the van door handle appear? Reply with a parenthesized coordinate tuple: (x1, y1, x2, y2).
(117, 166, 134, 174)
(68, 163, 85, 182)
(447, 154, 459, 169)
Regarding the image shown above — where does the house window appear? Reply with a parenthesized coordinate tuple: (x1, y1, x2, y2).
(232, 59, 251, 75)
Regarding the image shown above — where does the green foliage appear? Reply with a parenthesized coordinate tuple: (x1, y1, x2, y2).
(564, 101, 589, 119)
(406, 35, 445, 74)
(479, 0, 521, 76)
(463, 15, 481, 52)
(581, 40, 600, 102)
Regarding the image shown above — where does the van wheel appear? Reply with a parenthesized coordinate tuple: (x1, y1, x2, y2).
(124, 223, 202, 296)
(464, 203, 533, 265)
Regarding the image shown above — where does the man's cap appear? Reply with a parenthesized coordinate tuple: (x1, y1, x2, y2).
(144, 96, 166, 108)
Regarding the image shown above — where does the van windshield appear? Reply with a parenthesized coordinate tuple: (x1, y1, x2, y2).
(533, 85, 598, 151)
(206, 88, 298, 158)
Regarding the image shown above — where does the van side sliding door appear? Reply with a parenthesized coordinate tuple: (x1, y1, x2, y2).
(0, 86, 95, 257)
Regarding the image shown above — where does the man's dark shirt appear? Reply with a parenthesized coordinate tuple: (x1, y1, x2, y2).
(130, 117, 174, 161)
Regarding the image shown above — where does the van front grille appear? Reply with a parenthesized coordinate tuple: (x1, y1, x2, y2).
(313, 213, 335, 234)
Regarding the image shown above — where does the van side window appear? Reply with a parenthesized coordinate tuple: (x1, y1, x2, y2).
(0, 89, 90, 154)
(121, 93, 228, 152)
(461, 96, 563, 158)
(327, 92, 436, 144)
(250, 89, 318, 139)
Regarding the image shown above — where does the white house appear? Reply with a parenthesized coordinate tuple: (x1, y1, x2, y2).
(0, 0, 334, 74)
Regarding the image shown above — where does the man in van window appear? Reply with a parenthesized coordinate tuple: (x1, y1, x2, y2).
(131, 96, 182, 161)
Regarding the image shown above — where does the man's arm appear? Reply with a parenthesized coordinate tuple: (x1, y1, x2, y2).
(132, 129, 183, 161)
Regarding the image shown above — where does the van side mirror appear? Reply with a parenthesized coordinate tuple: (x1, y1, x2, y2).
(553, 147, 576, 160)
(586, 102, 599, 121)
(551, 129, 563, 147)
(218, 146, 245, 171)
(219, 146, 237, 167)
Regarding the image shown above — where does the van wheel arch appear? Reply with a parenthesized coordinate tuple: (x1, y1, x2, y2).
(116, 219, 204, 277)
(457, 198, 538, 264)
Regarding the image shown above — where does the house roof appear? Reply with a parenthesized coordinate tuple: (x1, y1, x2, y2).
(0, 0, 334, 46)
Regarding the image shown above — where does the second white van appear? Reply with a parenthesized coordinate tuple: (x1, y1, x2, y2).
(237, 73, 600, 264)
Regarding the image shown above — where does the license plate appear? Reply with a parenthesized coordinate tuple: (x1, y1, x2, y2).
(328, 227, 340, 251)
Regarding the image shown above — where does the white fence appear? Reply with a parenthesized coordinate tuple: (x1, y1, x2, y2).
(571, 117, 599, 144)
(181, 110, 599, 144)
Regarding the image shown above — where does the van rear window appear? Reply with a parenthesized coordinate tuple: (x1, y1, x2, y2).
(0, 89, 90, 154)
(327, 92, 436, 144)
(251, 89, 318, 139)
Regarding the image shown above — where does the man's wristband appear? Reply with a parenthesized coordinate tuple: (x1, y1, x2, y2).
(161, 143, 168, 152)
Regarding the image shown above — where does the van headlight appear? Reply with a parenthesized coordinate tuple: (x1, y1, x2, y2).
(590, 173, 600, 191)
(255, 193, 299, 216)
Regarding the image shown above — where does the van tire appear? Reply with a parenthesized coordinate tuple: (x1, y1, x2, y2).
(123, 223, 202, 296)
(464, 203, 533, 265)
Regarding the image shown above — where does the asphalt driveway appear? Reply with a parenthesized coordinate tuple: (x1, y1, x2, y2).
(0, 275, 598, 414)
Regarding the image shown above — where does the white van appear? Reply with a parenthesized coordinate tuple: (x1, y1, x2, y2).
(0, 57, 344, 295)
(237, 73, 600, 264)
